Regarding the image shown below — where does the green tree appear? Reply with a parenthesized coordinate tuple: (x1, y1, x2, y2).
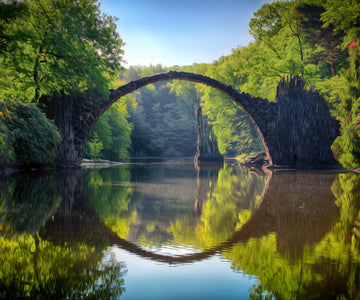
(87, 133, 104, 160)
(331, 47, 360, 168)
(248, 1, 318, 85)
(321, 0, 360, 168)
(0, 0, 124, 102)
(297, 3, 348, 77)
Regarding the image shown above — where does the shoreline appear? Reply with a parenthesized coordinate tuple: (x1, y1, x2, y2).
(1, 156, 359, 174)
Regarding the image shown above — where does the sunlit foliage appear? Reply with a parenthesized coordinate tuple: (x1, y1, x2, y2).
(0, 0, 124, 102)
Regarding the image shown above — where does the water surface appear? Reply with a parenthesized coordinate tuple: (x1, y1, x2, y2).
(1, 158, 360, 299)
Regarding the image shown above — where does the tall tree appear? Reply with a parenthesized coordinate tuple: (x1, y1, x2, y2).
(297, 3, 347, 77)
(0, 0, 124, 102)
(322, 0, 360, 168)
(248, 0, 323, 88)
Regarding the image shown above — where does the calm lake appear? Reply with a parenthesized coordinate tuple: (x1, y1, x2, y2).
(1, 158, 360, 299)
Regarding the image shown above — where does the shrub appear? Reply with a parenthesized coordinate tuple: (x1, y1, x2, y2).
(0, 101, 61, 168)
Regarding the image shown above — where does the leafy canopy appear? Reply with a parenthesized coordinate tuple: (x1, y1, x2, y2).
(0, 0, 125, 102)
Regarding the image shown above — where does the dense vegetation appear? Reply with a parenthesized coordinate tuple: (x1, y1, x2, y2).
(85, 0, 360, 167)
(0, 0, 124, 167)
(1, 0, 360, 167)
(0, 101, 60, 168)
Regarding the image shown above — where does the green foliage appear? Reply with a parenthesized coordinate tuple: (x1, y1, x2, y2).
(169, 62, 263, 157)
(0, 1, 27, 53)
(0, 101, 61, 168)
(120, 66, 197, 157)
(84, 98, 133, 161)
(194, 165, 264, 248)
(133, 84, 197, 157)
(318, 0, 360, 168)
(0, 170, 126, 298)
(87, 133, 104, 160)
(331, 47, 360, 168)
(222, 172, 360, 299)
(0, 0, 124, 102)
(297, 3, 348, 77)
(321, 0, 360, 47)
(332, 123, 360, 168)
(202, 63, 264, 156)
(249, 2, 307, 79)
(166, 165, 265, 250)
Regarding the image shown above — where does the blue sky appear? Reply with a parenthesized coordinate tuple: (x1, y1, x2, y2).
(99, 0, 275, 67)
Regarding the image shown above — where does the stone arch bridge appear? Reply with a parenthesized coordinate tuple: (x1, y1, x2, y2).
(45, 71, 339, 168)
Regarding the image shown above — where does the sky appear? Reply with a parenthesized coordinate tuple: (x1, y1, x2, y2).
(99, 0, 275, 67)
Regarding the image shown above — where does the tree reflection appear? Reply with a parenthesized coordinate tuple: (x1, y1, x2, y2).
(226, 172, 360, 300)
(195, 164, 265, 248)
(0, 172, 127, 299)
(83, 167, 134, 239)
(167, 164, 266, 249)
(3, 163, 360, 299)
(0, 234, 126, 299)
(0, 172, 59, 235)
(82, 166, 360, 299)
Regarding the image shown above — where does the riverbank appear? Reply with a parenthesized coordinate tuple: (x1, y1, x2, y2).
(234, 152, 357, 173)
(1, 155, 358, 174)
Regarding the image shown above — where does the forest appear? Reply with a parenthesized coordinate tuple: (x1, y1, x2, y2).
(0, 0, 360, 168)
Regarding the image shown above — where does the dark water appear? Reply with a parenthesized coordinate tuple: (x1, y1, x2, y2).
(1, 158, 360, 299)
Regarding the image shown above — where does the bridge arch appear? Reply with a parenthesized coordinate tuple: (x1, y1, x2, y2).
(87, 71, 275, 164)
(47, 71, 339, 167)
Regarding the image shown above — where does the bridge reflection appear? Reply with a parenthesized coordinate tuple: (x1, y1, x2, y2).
(39, 167, 340, 264)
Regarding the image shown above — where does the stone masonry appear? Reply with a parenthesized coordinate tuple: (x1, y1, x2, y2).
(47, 71, 339, 168)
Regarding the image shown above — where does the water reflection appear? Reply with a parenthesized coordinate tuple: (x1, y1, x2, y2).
(0, 161, 359, 299)
(0, 172, 59, 235)
(232, 172, 360, 299)
(0, 171, 126, 299)
(82, 161, 266, 253)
